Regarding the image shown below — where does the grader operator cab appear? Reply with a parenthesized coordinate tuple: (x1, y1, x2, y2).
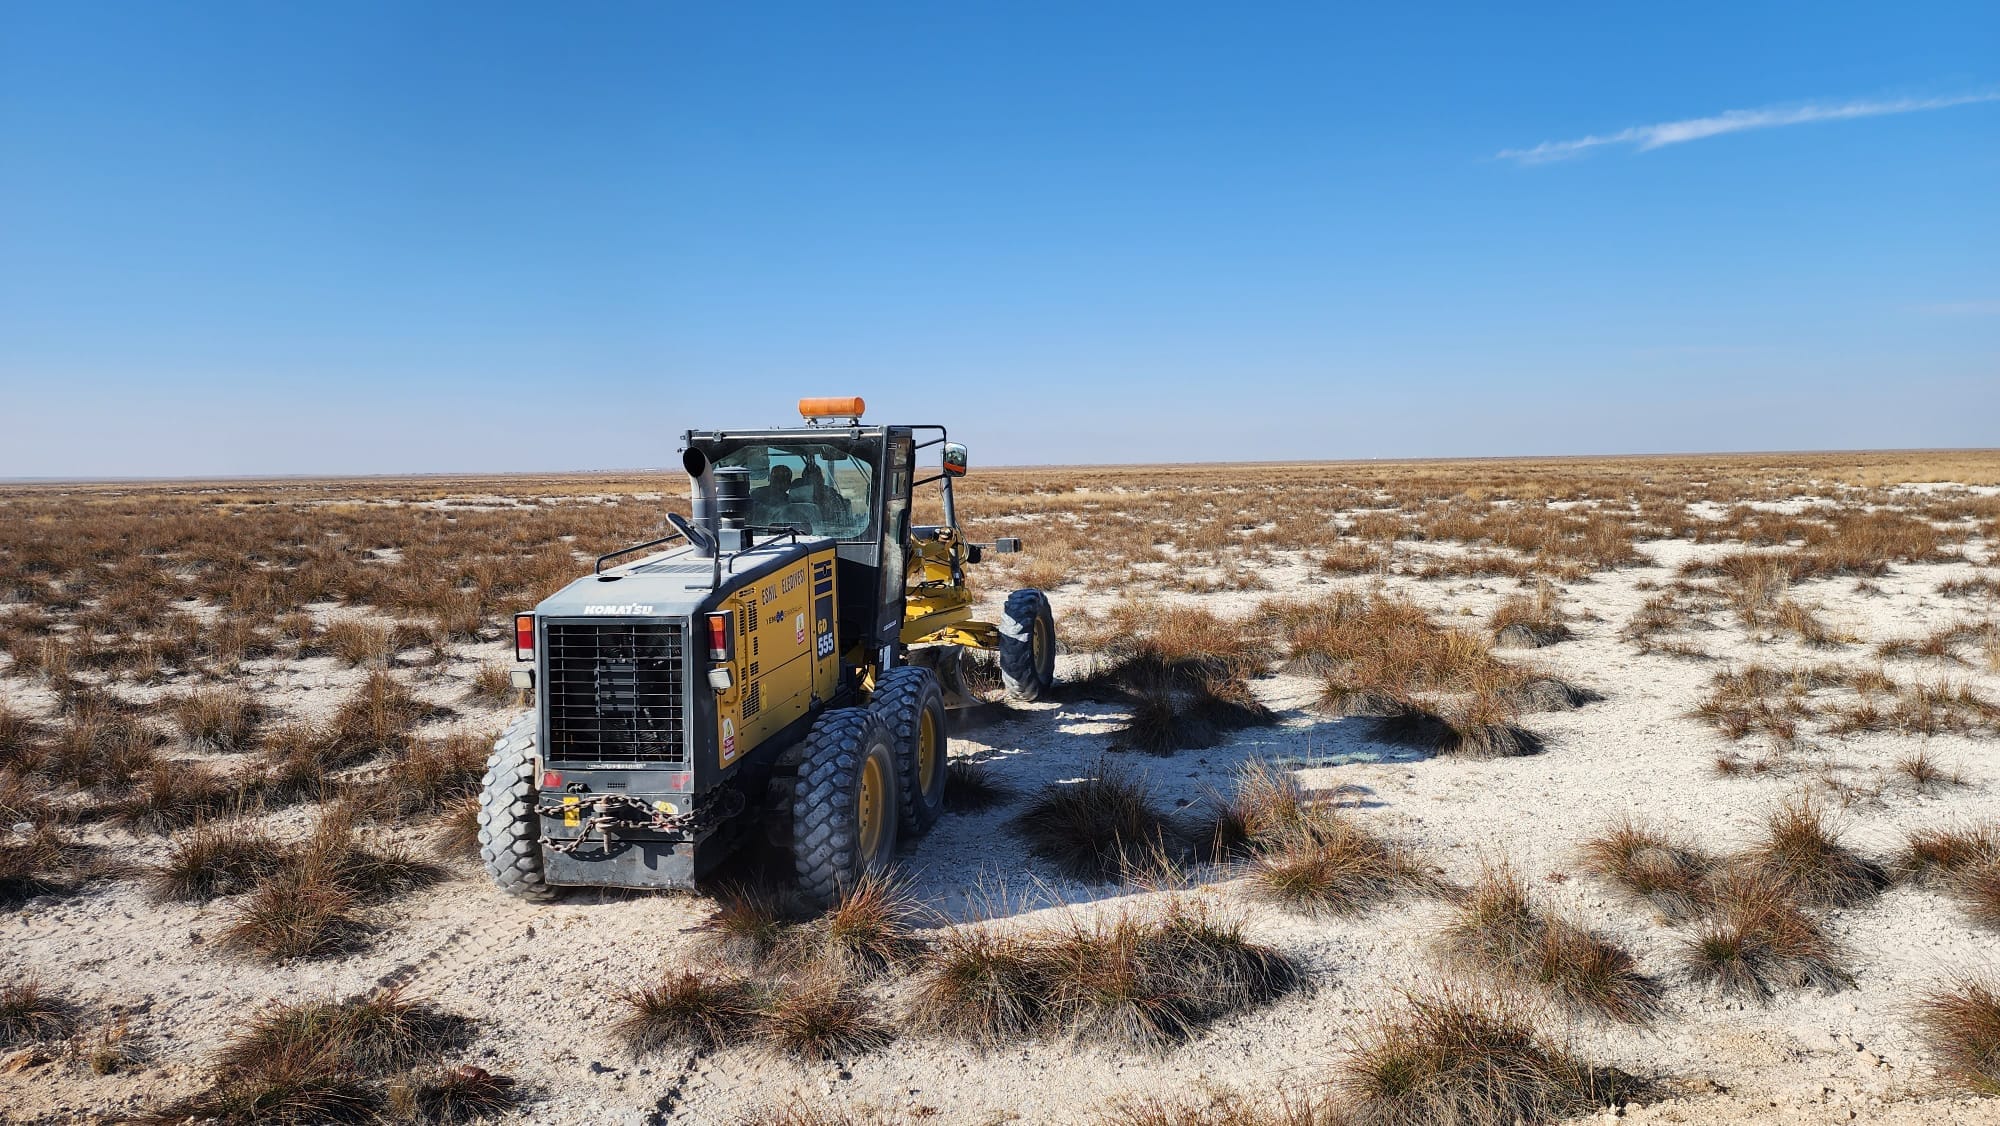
(477, 397, 1057, 905)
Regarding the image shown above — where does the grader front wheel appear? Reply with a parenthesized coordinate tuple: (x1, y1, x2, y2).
(999, 588, 1057, 701)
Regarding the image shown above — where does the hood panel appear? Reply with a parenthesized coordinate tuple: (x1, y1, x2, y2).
(534, 538, 831, 619)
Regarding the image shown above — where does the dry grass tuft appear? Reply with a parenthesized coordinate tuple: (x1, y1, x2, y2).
(907, 897, 1299, 1051)
(219, 865, 372, 961)
(1683, 874, 1850, 1003)
(0, 826, 107, 907)
(1578, 820, 1718, 922)
(943, 758, 1011, 812)
(431, 794, 482, 859)
(1014, 762, 1188, 883)
(757, 973, 893, 1061)
(1369, 694, 1544, 758)
(1244, 806, 1438, 918)
(0, 979, 77, 1046)
(1437, 865, 1661, 1024)
(467, 661, 519, 705)
(1914, 973, 2000, 1096)
(145, 990, 480, 1124)
(169, 687, 264, 752)
(386, 1065, 519, 1124)
(114, 760, 248, 833)
(216, 990, 471, 1078)
(1335, 988, 1647, 1126)
(1900, 822, 2000, 885)
(217, 819, 443, 961)
(343, 732, 485, 818)
(798, 871, 925, 978)
(151, 821, 286, 903)
(697, 883, 806, 970)
(617, 969, 762, 1055)
(1739, 795, 1889, 910)
(1490, 585, 1571, 648)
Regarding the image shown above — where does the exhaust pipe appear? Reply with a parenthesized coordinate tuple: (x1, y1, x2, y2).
(683, 448, 717, 558)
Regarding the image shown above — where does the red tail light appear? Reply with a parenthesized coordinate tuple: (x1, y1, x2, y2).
(515, 614, 535, 660)
(540, 770, 562, 790)
(706, 612, 733, 661)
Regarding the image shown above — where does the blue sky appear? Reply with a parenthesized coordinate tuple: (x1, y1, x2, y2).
(1, 2, 1995, 477)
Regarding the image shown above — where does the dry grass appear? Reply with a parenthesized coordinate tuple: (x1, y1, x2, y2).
(758, 973, 893, 1061)
(1489, 585, 1571, 648)
(617, 969, 762, 1056)
(1076, 606, 1280, 754)
(697, 883, 806, 970)
(1682, 874, 1851, 1002)
(217, 818, 444, 961)
(1438, 864, 1662, 1024)
(1738, 795, 1889, 910)
(1577, 820, 1718, 922)
(430, 794, 482, 859)
(1240, 801, 1438, 918)
(907, 896, 1299, 1051)
(142, 990, 485, 1124)
(386, 1065, 519, 1124)
(1368, 694, 1545, 758)
(0, 826, 109, 907)
(467, 660, 518, 705)
(0, 979, 76, 1046)
(112, 760, 249, 833)
(1914, 973, 2000, 1096)
(943, 758, 1011, 812)
(342, 732, 485, 818)
(151, 821, 287, 903)
(1335, 988, 1647, 1126)
(169, 687, 264, 752)
(1014, 762, 1188, 883)
(796, 872, 925, 978)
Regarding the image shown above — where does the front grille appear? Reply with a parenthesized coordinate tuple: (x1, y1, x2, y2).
(544, 622, 688, 765)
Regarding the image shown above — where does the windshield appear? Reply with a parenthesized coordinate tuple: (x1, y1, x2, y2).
(714, 442, 877, 541)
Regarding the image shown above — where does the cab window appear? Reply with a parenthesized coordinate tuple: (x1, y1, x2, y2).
(714, 443, 877, 541)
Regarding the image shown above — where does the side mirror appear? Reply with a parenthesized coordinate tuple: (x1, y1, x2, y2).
(941, 442, 969, 477)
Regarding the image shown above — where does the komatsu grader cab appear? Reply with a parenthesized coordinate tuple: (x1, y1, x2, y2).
(477, 397, 1056, 905)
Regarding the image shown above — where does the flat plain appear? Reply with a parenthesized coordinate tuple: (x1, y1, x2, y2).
(4, 449, 2000, 1125)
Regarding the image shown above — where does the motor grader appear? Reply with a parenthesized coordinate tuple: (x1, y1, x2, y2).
(478, 397, 1056, 905)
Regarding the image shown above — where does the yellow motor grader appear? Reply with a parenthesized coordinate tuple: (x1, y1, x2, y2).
(478, 397, 1055, 905)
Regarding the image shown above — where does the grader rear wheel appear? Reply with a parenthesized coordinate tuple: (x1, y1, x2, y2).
(791, 707, 901, 906)
(872, 665, 948, 836)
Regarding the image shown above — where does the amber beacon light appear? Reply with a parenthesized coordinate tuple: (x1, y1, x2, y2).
(799, 396, 865, 421)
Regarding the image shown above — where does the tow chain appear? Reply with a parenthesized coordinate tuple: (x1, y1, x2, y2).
(535, 788, 745, 856)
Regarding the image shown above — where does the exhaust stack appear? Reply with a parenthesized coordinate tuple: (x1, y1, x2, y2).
(682, 448, 718, 558)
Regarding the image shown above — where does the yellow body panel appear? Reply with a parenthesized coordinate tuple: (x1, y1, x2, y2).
(713, 548, 840, 769)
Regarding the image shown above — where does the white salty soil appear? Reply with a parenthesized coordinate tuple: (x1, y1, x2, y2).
(3, 515, 1999, 1125)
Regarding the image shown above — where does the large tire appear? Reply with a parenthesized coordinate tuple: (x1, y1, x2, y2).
(792, 708, 900, 907)
(998, 589, 1057, 701)
(872, 665, 948, 837)
(477, 711, 553, 902)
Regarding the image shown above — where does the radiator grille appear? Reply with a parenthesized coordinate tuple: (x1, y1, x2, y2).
(544, 622, 687, 765)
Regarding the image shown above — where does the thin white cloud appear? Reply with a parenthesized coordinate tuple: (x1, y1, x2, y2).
(1500, 91, 2000, 164)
